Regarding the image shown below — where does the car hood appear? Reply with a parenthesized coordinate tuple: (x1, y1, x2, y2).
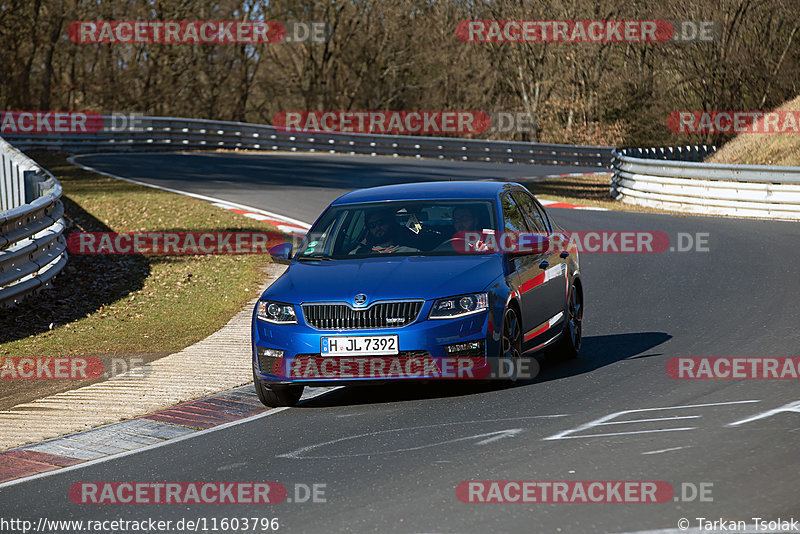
(263, 255, 504, 306)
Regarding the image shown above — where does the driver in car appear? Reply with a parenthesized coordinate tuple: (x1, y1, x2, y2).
(452, 206, 490, 252)
(350, 209, 419, 254)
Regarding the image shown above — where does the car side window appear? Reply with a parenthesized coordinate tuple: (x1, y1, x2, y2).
(333, 210, 365, 254)
(501, 193, 529, 233)
(533, 200, 551, 233)
(511, 190, 547, 233)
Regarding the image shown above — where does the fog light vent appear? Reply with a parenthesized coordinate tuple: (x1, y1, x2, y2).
(257, 347, 284, 374)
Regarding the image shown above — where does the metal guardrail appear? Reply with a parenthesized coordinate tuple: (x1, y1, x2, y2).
(3, 116, 614, 168)
(0, 136, 68, 307)
(611, 146, 800, 220)
(0, 115, 612, 307)
(3, 117, 797, 310)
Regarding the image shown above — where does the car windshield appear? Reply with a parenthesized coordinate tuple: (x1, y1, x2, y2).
(296, 200, 498, 259)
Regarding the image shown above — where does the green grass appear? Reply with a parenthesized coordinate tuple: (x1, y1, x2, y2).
(0, 153, 279, 358)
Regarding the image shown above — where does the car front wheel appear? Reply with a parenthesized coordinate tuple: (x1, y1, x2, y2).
(500, 305, 523, 382)
(253, 370, 304, 407)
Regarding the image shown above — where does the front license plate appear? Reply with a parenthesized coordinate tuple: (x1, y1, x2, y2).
(320, 335, 399, 356)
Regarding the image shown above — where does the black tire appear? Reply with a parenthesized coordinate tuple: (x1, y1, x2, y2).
(253, 370, 304, 407)
(553, 282, 583, 360)
(499, 305, 523, 382)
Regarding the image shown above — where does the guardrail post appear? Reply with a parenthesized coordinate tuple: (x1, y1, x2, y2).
(23, 170, 52, 203)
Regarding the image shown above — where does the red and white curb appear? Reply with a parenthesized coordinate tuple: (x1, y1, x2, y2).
(210, 202, 309, 235)
(0, 386, 335, 487)
(519, 172, 611, 212)
(538, 198, 607, 211)
(67, 154, 311, 237)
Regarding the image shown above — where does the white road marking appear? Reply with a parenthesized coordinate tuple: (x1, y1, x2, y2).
(595, 415, 700, 426)
(641, 446, 688, 455)
(543, 400, 761, 441)
(281, 429, 525, 458)
(278, 415, 567, 459)
(67, 153, 311, 230)
(556, 428, 698, 439)
(0, 386, 342, 490)
(475, 429, 523, 445)
(727, 399, 800, 427)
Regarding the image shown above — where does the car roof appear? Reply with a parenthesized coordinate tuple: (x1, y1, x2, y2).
(331, 181, 513, 205)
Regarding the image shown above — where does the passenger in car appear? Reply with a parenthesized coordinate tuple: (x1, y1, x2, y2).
(453, 206, 481, 233)
(350, 209, 419, 254)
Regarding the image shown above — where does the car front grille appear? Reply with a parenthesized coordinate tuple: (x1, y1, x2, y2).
(302, 301, 424, 330)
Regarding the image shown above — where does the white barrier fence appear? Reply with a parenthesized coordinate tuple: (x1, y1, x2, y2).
(0, 136, 67, 306)
(611, 146, 800, 220)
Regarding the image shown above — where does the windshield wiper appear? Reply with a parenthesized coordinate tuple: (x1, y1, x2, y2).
(296, 255, 334, 261)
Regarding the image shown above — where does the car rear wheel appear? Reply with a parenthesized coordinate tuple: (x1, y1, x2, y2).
(253, 370, 304, 407)
(553, 282, 583, 360)
(500, 306, 523, 382)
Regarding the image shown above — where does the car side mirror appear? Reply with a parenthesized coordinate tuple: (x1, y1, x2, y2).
(268, 242, 293, 264)
(508, 233, 549, 256)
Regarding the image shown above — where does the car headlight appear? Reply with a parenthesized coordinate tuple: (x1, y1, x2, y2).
(429, 292, 488, 319)
(257, 300, 297, 324)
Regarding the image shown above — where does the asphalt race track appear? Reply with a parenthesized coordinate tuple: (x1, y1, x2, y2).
(70, 152, 583, 222)
(2, 152, 799, 533)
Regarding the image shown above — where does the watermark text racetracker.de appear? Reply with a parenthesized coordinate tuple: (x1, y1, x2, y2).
(0, 356, 151, 380)
(67, 231, 294, 255)
(268, 354, 540, 381)
(451, 231, 710, 254)
(456, 20, 720, 43)
(69, 481, 326, 505)
(68, 20, 331, 44)
(273, 110, 538, 135)
(456, 481, 713, 503)
(0, 111, 144, 134)
(668, 110, 800, 134)
(667, 357, 800, 380)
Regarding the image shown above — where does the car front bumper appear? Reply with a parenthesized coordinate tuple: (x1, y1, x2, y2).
(252, 308, 498, 385)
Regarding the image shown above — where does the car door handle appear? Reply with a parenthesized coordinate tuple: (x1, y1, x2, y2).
(560, 251, 569, 258)
(539, 261, 549, 270)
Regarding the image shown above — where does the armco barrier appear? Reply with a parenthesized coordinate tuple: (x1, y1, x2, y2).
(0, 136, 68, 307)
(0, 116, 611, 305)
(2, 116, 797, 310)
(612, 146, 800, 220)
(1, 115, 613, 307)
(3, 116, 614, 167)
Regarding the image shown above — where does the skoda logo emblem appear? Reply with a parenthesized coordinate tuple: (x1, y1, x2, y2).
(354, 294, 367, 307)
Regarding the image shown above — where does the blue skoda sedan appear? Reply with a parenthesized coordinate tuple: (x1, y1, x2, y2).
(252, 181, 583, 406)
